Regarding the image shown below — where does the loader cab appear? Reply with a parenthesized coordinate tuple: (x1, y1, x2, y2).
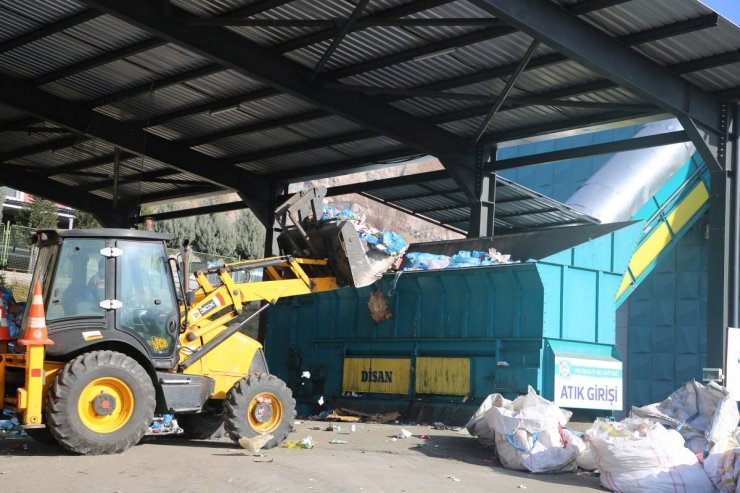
(33, 229, 180, 369)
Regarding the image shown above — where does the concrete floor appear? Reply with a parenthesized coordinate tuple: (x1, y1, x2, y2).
(0, 420, 603, 493)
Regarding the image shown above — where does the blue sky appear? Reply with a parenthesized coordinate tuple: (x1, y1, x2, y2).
(700, 0, 740, 23)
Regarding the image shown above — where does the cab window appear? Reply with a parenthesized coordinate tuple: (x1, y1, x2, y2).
(47, 239, 106, 321)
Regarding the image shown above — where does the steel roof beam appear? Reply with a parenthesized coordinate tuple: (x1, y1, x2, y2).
(187, 18, 506, 28)
(134, 88, 278, 128)
(77, 168, 179, 191)
(179, 109, 327, 148)
(0, 9, 101, 52)
(471, 0, 722, 133)
(357, 192, 467, 235)
(91, 64, 223, 108)
(82, 0, 476, 193)
(565, 0, 633, 15)
(310, 0, 370, 80)
(268, 149, 421, 182)
(227, 130, 376, 165)
(119, 185, 219, 205)
(0, 135, 86, 162)
(326, 170, 451, 196)
(0, 167, 115, 223)
(145, 200, 248, 222)
(493, 130, 688, 170)
(474, 39, 540, 143)
(176, 10, 697, 146)
(32, 38, 165, 86)
(275, 0, 457, 53)
(0, 74, 273, 223)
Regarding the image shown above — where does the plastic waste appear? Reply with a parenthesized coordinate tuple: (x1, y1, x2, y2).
(329, 439, 348, 444)
(397, 428, 412, 439)
(238, 433, 274, 453)
(588, 417, 715, 493)
(283, 436, 314, 449)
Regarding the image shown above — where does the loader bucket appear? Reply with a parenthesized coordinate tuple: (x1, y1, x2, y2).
(277, 220, 392, 288)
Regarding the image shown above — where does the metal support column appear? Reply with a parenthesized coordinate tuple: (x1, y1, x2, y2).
(706, 103, 733, 371)
(733, 102, 740, 328)
(468, 145, 496, 238)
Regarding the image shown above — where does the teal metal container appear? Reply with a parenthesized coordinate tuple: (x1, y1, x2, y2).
(265, 221, 642, 416)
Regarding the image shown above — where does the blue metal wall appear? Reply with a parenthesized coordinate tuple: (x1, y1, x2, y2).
(498, 123, 709, 409)
(626, 221, 708, 405)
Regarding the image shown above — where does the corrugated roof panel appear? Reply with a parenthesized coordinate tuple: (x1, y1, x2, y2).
(236, 93, 316, 118)
(62, 13, 153, 49)
(0, 0, 85, 26)
(329, 136, 403, 158)
(43, 60, 156, 102)
(193, 127, 307, 158)
(0, 31, 101, 79)
(150, 109, 263, 142)
(578, 0, 707, 37)
(0, 4, 40, 42)
(103, 85, 218, 121)
(684, 64, 740, 92)
(182, 69, 265, 98)
(124, 43, 211, 77)
(634, 19, 740, 69)
(285, 115, 363, 140)
(241, 146, 350, 174)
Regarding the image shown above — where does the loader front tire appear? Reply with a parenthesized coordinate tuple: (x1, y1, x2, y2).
(224, 373, 295, 449)
(46, 350, 155, 455)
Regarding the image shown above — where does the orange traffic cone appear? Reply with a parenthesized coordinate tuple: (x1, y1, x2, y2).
(18, 281, 54, 346)
(0, 305, 11, 341)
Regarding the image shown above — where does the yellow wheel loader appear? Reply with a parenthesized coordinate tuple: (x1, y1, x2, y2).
(0, 187, 377, 454)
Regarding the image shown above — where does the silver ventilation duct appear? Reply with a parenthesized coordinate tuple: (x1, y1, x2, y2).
(565, 119, 695, 224)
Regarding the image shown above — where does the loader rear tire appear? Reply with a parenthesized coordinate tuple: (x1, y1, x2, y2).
(223, 373, 295, 449)
(178, 413, 225, 440)
(46, 350, 155, 455)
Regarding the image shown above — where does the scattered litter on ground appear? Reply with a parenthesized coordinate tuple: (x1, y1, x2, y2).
(517, 484, 527, 489)
(432, 422, 448, 430)
(238, 434, 273, 453)
(147, 414, 182, 435)
(446, 475, 460, 482)
(325, 412, 360, 423)
(283, 436, 314, 449)
(397, 429, 412, 439)
(329, 439, 348, 444)
(420, 435, 430, 440)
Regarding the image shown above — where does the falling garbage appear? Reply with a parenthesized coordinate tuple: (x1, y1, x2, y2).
(404, 248, 520, 271)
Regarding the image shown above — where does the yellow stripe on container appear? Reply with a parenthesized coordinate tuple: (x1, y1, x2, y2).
(342, 358, 411, 394)
(415, 357, 470, 395)
(617, 182, 709, 299)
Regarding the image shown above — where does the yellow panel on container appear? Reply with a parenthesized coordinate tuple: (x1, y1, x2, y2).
(415, 357, 470, 395)
(616, 182, 709, 300)
(342, 358, 411, 394)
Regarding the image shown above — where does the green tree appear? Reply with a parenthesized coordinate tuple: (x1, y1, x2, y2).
(74, 210, 102, 229)
(234, 209, 266, 259)
(19, 197, 58, 229)
(191, 209, 237, 257)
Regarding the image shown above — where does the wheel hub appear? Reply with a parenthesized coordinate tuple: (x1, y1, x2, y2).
(252, 398, 273, 424)
(93, 393, 117, 416)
